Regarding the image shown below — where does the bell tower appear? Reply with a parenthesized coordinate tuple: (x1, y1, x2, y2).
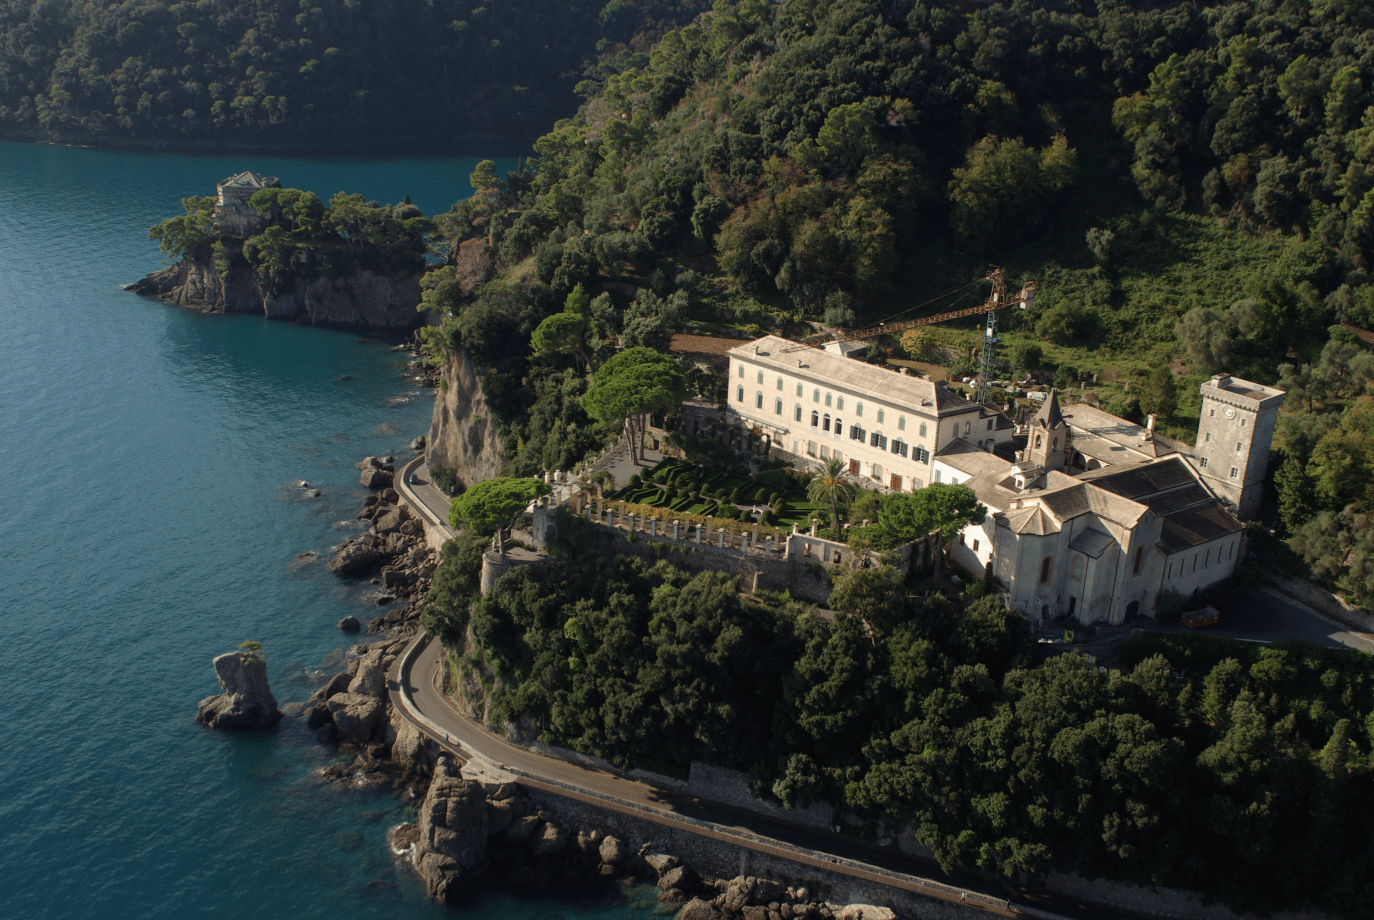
(1194, 374, 1285, 520)
(1025, 389, 1071, 472)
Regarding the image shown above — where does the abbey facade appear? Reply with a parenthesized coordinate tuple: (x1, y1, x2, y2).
(726, 336, 1284, 626)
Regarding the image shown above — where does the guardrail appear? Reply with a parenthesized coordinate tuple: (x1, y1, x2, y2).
(396, 454, 457, 540)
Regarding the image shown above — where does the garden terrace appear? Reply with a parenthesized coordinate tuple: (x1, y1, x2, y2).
(610, 458, 831, 527)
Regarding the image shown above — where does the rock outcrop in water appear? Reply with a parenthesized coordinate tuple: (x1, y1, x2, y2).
(196, 649, 282, 729)
(128, 257, 426, 331)
(425, 345, 504, 491)
(410, 755, 490, 903)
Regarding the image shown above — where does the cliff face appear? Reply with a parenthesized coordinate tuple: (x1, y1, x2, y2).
(129, 257, 426, 330)
(425, 346, 505, 489)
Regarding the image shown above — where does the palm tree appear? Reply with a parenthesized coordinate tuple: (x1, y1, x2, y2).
(807, 457, 856, 530)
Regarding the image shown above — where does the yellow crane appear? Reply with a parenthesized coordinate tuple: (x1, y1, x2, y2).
(782, 267, 1036, 404)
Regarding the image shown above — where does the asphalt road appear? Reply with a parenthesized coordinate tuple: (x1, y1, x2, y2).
(1145, 587, 1374, 653)
(399, 457, 457, 535)
(395, 635, 1157, 920)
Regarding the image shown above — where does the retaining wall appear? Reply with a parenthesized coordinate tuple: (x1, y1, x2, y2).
(506, 782, 1018, 920)
(530, 498, 911, 604)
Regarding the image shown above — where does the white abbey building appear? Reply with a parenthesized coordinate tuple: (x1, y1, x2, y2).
(725, 336, 1285, 626)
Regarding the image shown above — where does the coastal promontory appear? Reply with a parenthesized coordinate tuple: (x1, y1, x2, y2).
(130, 173, 431, 330)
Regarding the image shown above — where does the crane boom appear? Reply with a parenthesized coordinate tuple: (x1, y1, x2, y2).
(783, 299, 1016, 350)
(781, 268, 1036, 404)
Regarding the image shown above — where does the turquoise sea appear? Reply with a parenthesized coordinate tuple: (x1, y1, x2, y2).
(0, 141, 646, 920)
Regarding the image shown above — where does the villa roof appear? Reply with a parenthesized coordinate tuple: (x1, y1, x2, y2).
(731, 335, 982, 417)
(218, 170, 280, 190)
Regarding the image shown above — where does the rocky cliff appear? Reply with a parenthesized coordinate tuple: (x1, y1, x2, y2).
(425, 346, 505, 489)
(128, 257, 427, 331)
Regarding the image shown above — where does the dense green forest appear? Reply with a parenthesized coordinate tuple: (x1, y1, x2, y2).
(0, 0, 706, 148)
(422, 535, 1374, 917)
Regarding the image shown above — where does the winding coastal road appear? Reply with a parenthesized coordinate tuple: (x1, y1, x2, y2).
(389, 453, 1167, 920)
(388, 632, 1162, 920)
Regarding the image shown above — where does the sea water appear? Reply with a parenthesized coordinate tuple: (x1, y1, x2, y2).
(0, 141, 647, 919)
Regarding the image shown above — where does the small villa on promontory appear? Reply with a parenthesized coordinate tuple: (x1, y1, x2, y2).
(212, 170, 280, 237)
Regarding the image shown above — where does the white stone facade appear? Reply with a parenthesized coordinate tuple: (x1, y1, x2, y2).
(722, 337, 1278, 626)
(725, 336, 1013, 492)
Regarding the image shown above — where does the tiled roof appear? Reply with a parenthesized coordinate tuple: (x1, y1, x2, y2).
(1344, 323, 1374, 348)
(1060, 403, 1173, 460)
(1089, 456, 1197, 499)
(730, 335, 982, 417)
(936, 438, 1015, 477)
(1161, 502, 1243, 552)
(1004, 504, 1061, 535)
(218, 170, 279, 190)
(1040, 485, 1091, 520)
(1069, 528, 1116, 558)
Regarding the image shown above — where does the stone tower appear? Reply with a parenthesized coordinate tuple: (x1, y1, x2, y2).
(1025, 389, 1072, 472)
(1193, 374, 1285, 520)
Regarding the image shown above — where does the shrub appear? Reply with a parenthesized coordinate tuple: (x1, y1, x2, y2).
(431, 466, 461, 497)
(628, 474, 642, 488)
(754, 487, 769, 503)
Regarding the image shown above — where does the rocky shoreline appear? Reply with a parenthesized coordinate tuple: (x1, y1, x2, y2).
(387, 752, 892, 920)
(197, 408, 903, 918)
(285, 485, 886, 918)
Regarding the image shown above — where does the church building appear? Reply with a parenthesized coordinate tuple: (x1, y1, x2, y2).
(725, 337, 1285, 625)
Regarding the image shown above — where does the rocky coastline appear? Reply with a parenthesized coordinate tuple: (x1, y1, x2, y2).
(386, 752, 892, 920)
(276, 480, 888, 918)
(196, 388, 903, 917)
(127, 257, 427, 331)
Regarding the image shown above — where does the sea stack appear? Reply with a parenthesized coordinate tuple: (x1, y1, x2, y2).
(196, 647, 282, 729)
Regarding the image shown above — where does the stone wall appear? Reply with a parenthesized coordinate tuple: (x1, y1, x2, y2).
(530, 497, 911, 605)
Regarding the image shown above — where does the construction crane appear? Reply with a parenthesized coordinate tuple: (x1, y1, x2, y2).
(782, 267, 1036, 404)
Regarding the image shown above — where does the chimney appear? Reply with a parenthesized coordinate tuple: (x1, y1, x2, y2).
(1145, 414, 1156, 441)
(1212, 373, 1231, 388)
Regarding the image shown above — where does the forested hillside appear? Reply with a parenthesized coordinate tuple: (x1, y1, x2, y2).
(0, 0, 706, 148)
(422, 536, 1374, 917)
(419, 0, 1374, 600)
